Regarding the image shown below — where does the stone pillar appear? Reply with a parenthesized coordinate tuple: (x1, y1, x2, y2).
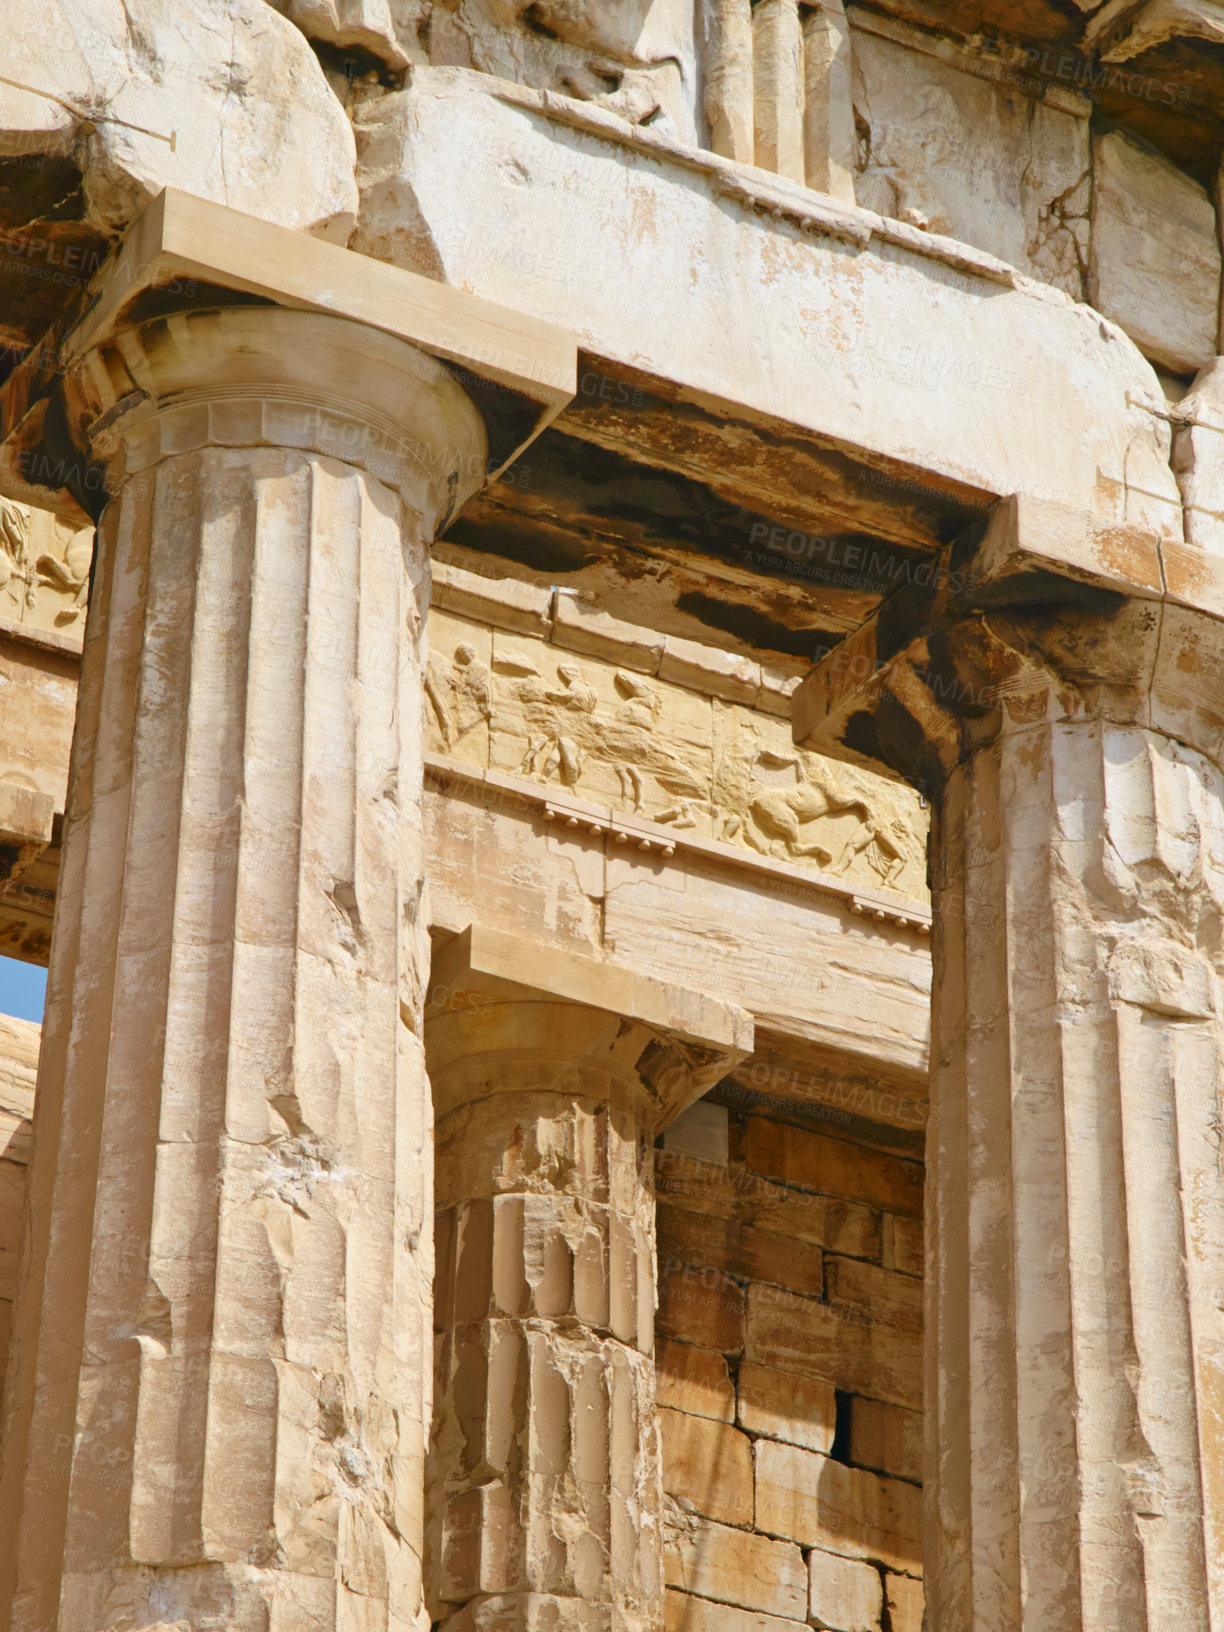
(423, 927, 750, 1632)
(753, 0, 805, 183)
(793, 498, 1224, 1632)
(0, 305, 488, 1631)
(801, 0, 856, 205)
(704, 0, 755, 164)
(927, 697, 1224, 1632)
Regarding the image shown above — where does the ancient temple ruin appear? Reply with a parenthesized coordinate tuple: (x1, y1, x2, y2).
(0, 2, 1221, 1629)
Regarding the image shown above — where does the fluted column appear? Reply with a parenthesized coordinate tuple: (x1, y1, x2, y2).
(704, 0, 754, 163)
(0, 306, 487, 1631)
(792, 496, 1224, 1632)
(801, 0, 856, 204)
(753, 0, 805, 182)
(928, 700, 1224, 1632)
(423, 927, 750, 1632)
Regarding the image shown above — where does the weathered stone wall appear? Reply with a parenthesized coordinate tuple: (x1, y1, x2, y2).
(655, 1096, 923, 1632)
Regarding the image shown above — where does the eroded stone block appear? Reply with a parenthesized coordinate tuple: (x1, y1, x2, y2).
(1090, 129, 1221, 374)
(736, 1363, 836, 1454)
(847, 1397, 922, 1484)
(746, 1283, 921, 1410)
(884, 1571, 924, 1632)
(664, 1587, 808, 1632)
(753, 1441, 921, 1574)
(658, 1204, 824, 1300)
(743, 1121, 923, 1217)
(660, 1407, 754, 1525)
(656, 1340, 735, 1422)
(852, 26, 1090, 296)
(808, 1546, 884, 1631)
(664, 1516, 807, 1620)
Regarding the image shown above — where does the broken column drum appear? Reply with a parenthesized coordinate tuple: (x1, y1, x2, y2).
(425, 934, 749, 1632)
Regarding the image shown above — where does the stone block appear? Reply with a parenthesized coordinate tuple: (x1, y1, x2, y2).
(653, 1149, 881, 1262)
(0, 781, 53, 849)
(663, 1101, 731, 1169)
(825, 1257, 923, 1335)
(0, 0, 358, 243)
(737, 1363, 836, 1454)
(848, 1397, 922, 1485)
(434, 561, 554, 636)
(746, 1284, 920, 1410)
(658, 1257, 746, 1355)
(553, 593, 664, 673)
(889, 1215, 922, 1278)
(664, 1517, 807, 1620)
(852, 26, 1090, 297)
(656, 1340, 735, 1422)
(808, 1547, 884, 1631)
(884, 1572, 924, 1632)
(663, 1589, 808, 1632)
(660, 1407, 754, 1525)
(753, 1441, 922, 1575)
(658, 1204, 824, 1300)
(374, 72, 1184, 541)
(755, 665, 802, 718)
(660, 635, 761, 704)
(1090, 129, 1221, 375)
(744, 1120, 923, 1217)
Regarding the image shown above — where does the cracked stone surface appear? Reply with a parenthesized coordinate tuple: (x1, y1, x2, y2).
(850, 27, 1090, 295)
(0, 0, 356, 264)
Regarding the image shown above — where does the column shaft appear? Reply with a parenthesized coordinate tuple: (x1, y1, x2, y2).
(753, 0, 806, 182)
(801, 0, 857, 204)
(429, 1011, 660, 1632)
(423, 937, 749, 1632)
(927, 712, 1224, 1632)
(0, 307, 487, 1631)
(703, 0, 755, 163)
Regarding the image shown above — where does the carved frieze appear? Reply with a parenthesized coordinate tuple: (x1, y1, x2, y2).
(0, 498, 91, 638)
(426, 607, 928, 897)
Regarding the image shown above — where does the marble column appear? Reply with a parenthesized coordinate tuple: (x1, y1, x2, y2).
(793, 499, 1224, 1632)
(423, 927, 750, 1632)
(927, 694, 1224, 1632)
(753, 0, 805, 183)
(801, 0, 857, 205)
(704, 0, 755, 164)
(0, 306, 487, 1631)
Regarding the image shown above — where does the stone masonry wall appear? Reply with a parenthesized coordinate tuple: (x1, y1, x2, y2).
(655, 1098, 923, 1632)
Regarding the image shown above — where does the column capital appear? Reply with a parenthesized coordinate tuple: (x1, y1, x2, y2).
(426, 923, 752, 1136)
(794, 492, 1224, 789)
(62, 303, 489, 532)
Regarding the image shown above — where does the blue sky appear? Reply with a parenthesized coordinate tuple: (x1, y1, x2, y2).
(0, 957, 47, 1023)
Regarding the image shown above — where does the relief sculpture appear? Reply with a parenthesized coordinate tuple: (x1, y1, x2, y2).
(426, 613, 927, 897)
(0, 497, 92, 636)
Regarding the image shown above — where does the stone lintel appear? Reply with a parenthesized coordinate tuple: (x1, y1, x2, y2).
(430, 923, 753, 1061)
(0, 187, 579, 519)
(428, 923, 753, 1125)
(793, 492, 1224, 785)
(0, 783, 53, 882)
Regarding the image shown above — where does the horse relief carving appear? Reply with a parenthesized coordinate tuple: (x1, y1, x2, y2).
(425, 616, 927, 896)
(0, 498, 92, 634)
